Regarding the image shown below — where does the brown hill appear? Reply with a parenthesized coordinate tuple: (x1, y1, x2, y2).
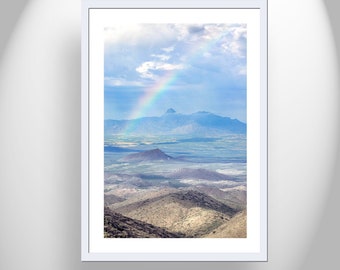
(191, 185, 247, 211)
(104, 207, 185, 238)
(170, 190, 237, 215)
(168, 168, 233, 181)
(203, 210, 247, 238)
(104, 194, 126, 206)
(112, 190, 239, 237)
(114, 190, 237, 216)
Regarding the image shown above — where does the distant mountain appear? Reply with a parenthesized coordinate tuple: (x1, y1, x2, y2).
(105, 109, 246, 135)
(104, 194, 126, 206)
(104, 207, 185, 238)
(165, 108, 176, 114)
(120, 148, 174, 162)
(169, 168, 231, 181)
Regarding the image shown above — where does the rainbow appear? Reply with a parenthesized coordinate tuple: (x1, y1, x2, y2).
(122, 70, 178, 134)
(127, 70, 176, 121)
(122, 25, 237, 135)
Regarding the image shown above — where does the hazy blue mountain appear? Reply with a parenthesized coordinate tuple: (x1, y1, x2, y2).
(105, 109, 246, 136)
(120, 148, 174, 162)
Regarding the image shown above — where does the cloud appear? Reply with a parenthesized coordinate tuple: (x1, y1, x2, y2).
(188, 25, 205, 34)
(151, 54, 171, 61)
(105, 25, 180, 48)
(136, 61, 185, 79)
(104, 77, 144, 87)
(162, 46, 175, 53)
(220, 25, 247, 58)
(105, 24, 246, 89)
(194, 24, 246, 58)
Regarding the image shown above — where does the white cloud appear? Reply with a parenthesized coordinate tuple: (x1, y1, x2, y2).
(105, 23, 246, 85)
(159, 63, 185, 71)
(162, 46, 175, 53)
(104, 77, 144, 87)
(151, 54, 171, 61)
(221, 41, 244, 57)
(105, 25, 180, 47)
(197, 24, 246, 58)
(231, 26, 247, 40)
(135, 62, 157, 79)
(136, 61, 185, 79)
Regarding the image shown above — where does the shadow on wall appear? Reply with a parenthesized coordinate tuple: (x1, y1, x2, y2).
(324, 0, 340, 60)
(0, 0, 30, 59)
(301, 0, 340, 269)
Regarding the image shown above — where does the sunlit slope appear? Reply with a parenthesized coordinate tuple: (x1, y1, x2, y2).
(112, 190, 245, 237)
(104, 207, 185, 238)
(203, 210, 247, 238)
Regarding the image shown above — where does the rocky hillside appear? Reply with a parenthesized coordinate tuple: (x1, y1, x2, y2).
(112, 190, 240, 237)
(203, 210, 247, 238)
(104, 207, 185, 238)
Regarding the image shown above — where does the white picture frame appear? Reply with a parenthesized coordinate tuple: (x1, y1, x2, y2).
(81, 0, 267, 261)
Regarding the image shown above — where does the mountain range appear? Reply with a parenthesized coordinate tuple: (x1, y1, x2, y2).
(105, 109, 246, 135)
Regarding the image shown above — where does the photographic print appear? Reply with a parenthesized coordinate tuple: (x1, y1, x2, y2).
(103, 23, 247, 239)
(82, 0, 267, 261)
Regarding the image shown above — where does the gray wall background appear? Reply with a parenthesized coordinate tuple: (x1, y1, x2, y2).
(0, 0, 339, 269)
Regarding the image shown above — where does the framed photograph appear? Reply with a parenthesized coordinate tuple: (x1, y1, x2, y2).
(82, 0, 267, 261)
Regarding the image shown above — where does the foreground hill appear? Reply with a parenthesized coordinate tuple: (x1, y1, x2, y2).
(105, 109, 246, 136)
(104, 207, 185, 238)
(104, 194, 126, 206)
(203, 210, 247, 238)
(191, 185, 247, 211)
(112, 190, 241, 237)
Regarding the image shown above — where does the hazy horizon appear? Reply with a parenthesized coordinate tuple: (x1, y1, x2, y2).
(104, 107, 247, 123)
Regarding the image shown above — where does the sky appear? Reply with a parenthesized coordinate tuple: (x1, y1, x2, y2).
(104, 24, 247, 122)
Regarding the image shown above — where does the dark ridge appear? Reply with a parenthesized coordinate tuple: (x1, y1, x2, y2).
(121, 148, 174, 162)
(170, 190, 238, 216)
(114, 190, 237, 217)
(165, 108, 176, 114)
(104, 207, 186, 238)
(104, 194, 126, 206)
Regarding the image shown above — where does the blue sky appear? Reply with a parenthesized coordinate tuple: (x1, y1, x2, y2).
(104, 24, 247, 122)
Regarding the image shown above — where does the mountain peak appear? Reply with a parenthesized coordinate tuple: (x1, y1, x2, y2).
(121, 148, 174, 162)
(165, 108, 176, 114)
(105, 109, 246, 135)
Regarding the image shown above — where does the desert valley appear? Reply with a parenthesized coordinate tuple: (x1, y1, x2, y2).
(104, 109, 247, 238)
